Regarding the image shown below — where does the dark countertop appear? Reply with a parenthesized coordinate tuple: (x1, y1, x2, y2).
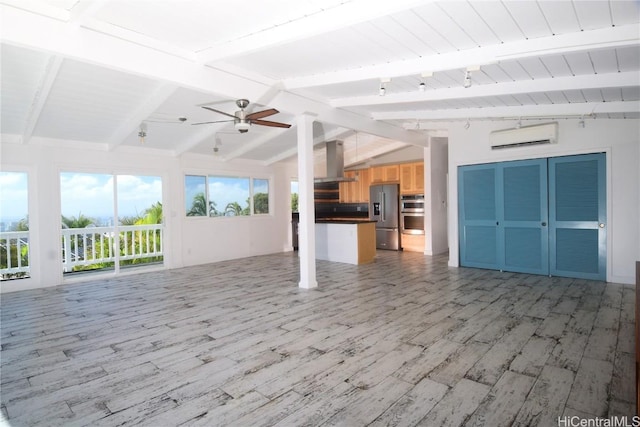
(315, 218, 376, 224)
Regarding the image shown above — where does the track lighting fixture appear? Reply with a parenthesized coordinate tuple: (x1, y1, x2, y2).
(579, 115, 586, 128)
(464, 120, 470, 130)
(138, 122, 147, 144)
(463, 71, 472, 88)
(379, 77, 391, 96)
(515, 118, 522, 129)
(463, 66, 480, 89)
(419, 72, 432, 92)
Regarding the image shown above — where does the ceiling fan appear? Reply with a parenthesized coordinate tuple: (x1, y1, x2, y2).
(192, 99, 291, 133)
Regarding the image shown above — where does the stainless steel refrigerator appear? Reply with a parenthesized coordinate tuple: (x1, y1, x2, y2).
(369, 183, 400, 250)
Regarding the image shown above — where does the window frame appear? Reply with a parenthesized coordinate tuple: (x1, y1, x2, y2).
(184, 173, 272, 218)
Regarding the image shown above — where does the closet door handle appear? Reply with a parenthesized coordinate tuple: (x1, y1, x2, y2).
(541, 222, 547, 226)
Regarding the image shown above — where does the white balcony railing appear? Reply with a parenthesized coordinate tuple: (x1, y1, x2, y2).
(1, 224, 163, 279)
(61, 224, 163, 272)
(0, 231, 30, 279)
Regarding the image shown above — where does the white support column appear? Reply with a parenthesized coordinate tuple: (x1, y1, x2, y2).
(297, 113, 317, 289)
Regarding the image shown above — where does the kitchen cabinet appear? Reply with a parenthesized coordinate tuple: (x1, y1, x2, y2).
(400, 162, 424, 194)
(315, 221, 376, 264)
(384, 165, 400, 182)
(370, 166, 384, 183)
(339, 171, 357, 203)
(371, 165, 400, 183)
(401, 234, 425, 252)
(358, 168, 370, 202)
(339, 169, 370, 203)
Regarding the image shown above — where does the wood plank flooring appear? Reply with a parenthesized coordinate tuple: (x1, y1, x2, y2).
(0, 251, 635, 426)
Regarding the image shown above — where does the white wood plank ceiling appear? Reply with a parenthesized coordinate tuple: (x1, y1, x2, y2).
(1, 0, 638, 165)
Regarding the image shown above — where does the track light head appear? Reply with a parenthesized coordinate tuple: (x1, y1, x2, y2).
(419, 82, 426, 92)
(463, 71, 472, 88)
(379, 85, 386, 96)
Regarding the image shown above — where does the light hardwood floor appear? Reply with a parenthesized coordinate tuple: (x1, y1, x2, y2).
(1, 251, 635, 426)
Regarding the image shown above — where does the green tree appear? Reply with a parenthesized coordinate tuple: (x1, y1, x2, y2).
(137, 201, 163, 224)
(225, 201, 244, 216)
(187, 192, 219, 216)
(14, 215, 29, 231)
(253, 192, 269, 214)
(61, 212, 96, 229)
(291, 193, 299, 213)
(119, 215, 141, 225)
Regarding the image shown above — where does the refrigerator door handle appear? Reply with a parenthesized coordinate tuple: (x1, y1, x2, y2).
(380, 192, 386, 222)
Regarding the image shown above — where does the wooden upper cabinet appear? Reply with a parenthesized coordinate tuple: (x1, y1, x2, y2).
(339, 170, 357, 203)
(383, 165, 400, 182)
(343, 162, 423, 199)
(400, 162, 425, 194)
(370, 166, 384, 183)
(400, 164, 413, 193)
(358, 168, 371, 202)
(340, 169, 371, 203)
(414, 162, 424, 193)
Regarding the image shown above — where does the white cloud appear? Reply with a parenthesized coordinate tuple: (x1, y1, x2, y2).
(60, 173, 161, 219)
(0, 172, 29, 220)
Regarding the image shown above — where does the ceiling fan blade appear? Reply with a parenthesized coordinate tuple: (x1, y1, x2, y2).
(246, 108, 279, 120)
(252, 119, 291, 128)
(191, 119, 234, 125)
(201, 106, 237, 119)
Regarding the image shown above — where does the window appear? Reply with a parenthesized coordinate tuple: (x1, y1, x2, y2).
(185, 175, 208, 216)
(185, 174, 270, 217)
(253, 178, 269, 215)
(0, 171, 30, 280)
(291, 180, 299, 213)
(60, 172, 163, 274)
(209, 176, 250, 216)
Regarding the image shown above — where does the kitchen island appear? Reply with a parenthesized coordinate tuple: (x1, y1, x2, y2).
(315, 220, 376, 265)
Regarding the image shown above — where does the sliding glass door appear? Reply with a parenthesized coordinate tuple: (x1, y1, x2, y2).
(60, 172, 163, 275)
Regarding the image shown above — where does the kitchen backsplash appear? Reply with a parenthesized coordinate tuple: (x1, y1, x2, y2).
(315, 202, 369, 219)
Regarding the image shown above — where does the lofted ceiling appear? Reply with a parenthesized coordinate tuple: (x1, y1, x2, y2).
(1, 0, 639, 169)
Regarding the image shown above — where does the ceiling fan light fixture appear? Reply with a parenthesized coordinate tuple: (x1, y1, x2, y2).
(235, 119, 250, 133)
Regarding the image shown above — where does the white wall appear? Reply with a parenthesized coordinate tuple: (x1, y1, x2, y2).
(447, 119, 640, 284)
(424, 137, 449, 255)
(0, 141, 291, 292)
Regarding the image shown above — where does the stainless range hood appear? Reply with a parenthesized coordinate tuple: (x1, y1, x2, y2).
(314, 140, 357, 183)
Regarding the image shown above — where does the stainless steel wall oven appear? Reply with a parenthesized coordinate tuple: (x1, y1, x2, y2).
(400, 194, 425, 235)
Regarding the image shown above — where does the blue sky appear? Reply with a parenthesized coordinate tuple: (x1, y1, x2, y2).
(0, 172, 163, 222)
(59, 173, 162, 220)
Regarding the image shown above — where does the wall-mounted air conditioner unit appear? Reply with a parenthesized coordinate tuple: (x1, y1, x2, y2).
(490, 122, 558, 150)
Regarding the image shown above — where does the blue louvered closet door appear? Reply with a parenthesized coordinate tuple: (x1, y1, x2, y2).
(458, 164, 499, 270)
(549, 153, 606, 280)
(459, 154, 605, 280)
(501, 159, 549, 275)
(459, 160, 548, 274)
